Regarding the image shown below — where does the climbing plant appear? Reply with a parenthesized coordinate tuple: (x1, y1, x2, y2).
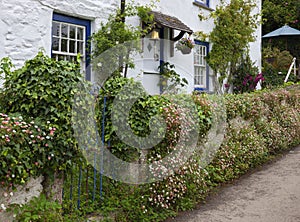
(197, 0, 259, 93)
(90, 1, 156, 82)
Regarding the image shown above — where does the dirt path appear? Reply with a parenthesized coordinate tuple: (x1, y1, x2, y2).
(166, 146, 300, 222)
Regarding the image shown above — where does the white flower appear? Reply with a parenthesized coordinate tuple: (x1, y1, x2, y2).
(11, 174, 15, 178)
(46, 136, 50, 139)
(12, 130, 16, 133)
(3, 192, 8, 197)
(9, 192, 13, 197)
(1, 204, 6, 211)
(46, 121, 50, 124)
(30, 135, 34, 138)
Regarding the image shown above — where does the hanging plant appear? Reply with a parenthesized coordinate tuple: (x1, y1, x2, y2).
(175, 37, 194, 54)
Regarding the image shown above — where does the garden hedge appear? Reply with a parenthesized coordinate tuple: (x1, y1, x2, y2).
(89, 83, 300, 222)
(0, 53, 299, 221)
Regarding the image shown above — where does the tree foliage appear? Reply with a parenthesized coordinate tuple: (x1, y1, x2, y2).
(199, 0, 259, 93)
(90, 2, 155, 82)
(262, 0, 300, 35)
(262, 0, 300, 59)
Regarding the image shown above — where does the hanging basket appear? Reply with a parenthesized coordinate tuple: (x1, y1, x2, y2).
(176, 38, 194, 55)
(180, 47, 192, 54)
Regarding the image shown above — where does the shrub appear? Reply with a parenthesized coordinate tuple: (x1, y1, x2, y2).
(89, 85, 300, 221)
(0, 113, 55, 188)
(0, 52, 91, 173)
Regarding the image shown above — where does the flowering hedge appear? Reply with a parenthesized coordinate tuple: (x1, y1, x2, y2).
(0, 113, 56, 188)
(92, 84, 300, 222)
(0, 52, 91, 176)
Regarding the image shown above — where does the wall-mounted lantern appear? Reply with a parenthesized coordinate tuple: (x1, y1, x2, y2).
(150, 30, 160, 61)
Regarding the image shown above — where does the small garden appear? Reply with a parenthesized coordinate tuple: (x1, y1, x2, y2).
(0, 52, 299, 221)
(0, 0, 299, 221)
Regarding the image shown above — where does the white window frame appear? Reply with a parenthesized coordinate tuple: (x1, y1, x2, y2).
(51, 13, 91, 80)
(194, 42, 208, 89)
(52, 21, 86, 70)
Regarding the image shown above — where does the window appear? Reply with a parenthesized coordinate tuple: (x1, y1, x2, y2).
(52, 13, 91, 80)
(194, 41, 209, 90)
(194, 0, 210, 8)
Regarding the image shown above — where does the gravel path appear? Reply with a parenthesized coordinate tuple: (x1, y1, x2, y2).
(166, 146, 300, 222)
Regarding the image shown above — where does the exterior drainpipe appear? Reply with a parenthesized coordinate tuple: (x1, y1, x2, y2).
(159, 27, 165, 94)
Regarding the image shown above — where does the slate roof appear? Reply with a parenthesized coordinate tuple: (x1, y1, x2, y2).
(151, 11, 193, 34)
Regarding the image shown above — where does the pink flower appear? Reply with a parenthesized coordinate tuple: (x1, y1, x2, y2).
(224, 83, 230, 88)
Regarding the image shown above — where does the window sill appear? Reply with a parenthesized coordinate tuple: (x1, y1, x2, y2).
(193, 2, 214, 11)
(194, 87, 207, 91)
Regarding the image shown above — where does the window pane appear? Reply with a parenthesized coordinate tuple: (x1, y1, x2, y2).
(77, 41, 84, 54)
(70, 40, 75, 53)
(69, 26, 76, 39)
(77, 27, 84, 40)
(51, 15, 89, 75)
(61, 24, 68, 37)
(67, 55, 76, 61)
(58, 55, 65, 61)
(52, 37, 59, 51)
(194, 44, 207, 87)
(61, 39, 68, 52)
(52, 22, 60, 36)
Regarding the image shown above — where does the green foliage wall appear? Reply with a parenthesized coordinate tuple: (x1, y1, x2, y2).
(89, 85, 300, 222)
(0, 53, 299, 221)
(0, 52, 91, 177)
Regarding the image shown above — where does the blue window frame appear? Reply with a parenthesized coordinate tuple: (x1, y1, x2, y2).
(194, 0, 210, 8)
(194, 40, 209, 91)
(52, 13, 91, 80)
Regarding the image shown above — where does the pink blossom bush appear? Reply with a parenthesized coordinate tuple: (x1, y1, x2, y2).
(0, 113, 55, 188)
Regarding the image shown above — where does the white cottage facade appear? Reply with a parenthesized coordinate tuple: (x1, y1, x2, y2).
(0, 0, 262, 94)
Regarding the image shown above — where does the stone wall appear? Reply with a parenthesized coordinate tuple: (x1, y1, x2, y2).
(0, 176, 43, 222)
